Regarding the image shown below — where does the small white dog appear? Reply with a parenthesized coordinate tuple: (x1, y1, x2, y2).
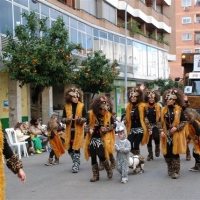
(129, 154, 145, 174)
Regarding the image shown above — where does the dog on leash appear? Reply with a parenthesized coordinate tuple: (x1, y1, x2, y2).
(129, 154, 145, 174)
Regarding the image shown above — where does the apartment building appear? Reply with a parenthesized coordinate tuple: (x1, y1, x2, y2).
(169, 0, 200, 79)
(0, 0, 175, 128)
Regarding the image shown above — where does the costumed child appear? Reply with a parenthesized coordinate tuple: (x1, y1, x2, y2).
(115, 122, 131, 184)
(45, 117, 65, 166)
(184, 108, 200, 171)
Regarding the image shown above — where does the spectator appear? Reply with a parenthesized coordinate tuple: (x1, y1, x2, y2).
(22, 122, 43, 154)
(29, 117, 48, 151)
(14, 122, 34, 155)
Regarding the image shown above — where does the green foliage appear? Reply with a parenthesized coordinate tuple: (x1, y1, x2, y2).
(0, 11, 83, 87)
(127, 20, 145, 37)
(157, 35, 170, 46)
(153, 78, 175, 95)
(72, 51, 119, 95)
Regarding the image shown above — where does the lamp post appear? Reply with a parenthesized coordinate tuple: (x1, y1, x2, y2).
(124, 0, 130, 106)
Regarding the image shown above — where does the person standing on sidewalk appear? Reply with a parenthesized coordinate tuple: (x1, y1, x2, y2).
(159, 88, 187, 179)
(144, 89, 161, 161)
(84, 96, 114, 182)
(61, 87, 86, 173)
(0, 122, 26, 200)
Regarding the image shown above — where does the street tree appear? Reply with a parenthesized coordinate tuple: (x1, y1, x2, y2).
(0, 11, 82, 116)
(152, 78, 175, 95)
(72, 51, 119, 99)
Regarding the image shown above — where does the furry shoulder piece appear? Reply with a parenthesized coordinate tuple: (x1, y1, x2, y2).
(185, 120, 200, 154)
(64, 101, 85, 150)
(160, 105, 187, 155)
(84, 110, 113, 161)
(125, 102, 148, 145)
(0, 122, 5, 200)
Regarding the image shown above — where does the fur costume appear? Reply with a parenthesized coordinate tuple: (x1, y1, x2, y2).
(84, 110, 114, 161)
(185, 120, 200, 154)
(0, 122, 5, 200)
(47, 120, 65, 158)
(115, 122, 131, 183)
(160, 105, 187, 155)
(125, 102, 148, 145)
(144, 102, 161, 142)
(64, 101, 85, 150)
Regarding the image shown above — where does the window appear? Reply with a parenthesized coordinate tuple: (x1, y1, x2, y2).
(82, 0, 96, 16)
(182, 0, 191, 6)
(182, 17, 191, 24)
(195, 49, 200, 53)
(103, 2, 116, 24)
(182, 33, 192, 40)
(182, 50, 192, 53)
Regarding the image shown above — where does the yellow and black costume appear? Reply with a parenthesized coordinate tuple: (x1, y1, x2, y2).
(184, 108, 200, 171)
(61, 88, 86, 173)
(84, 97, 114, 182)
(124, 87, 149, 156)
(160, 88, 187, 179)
(144, 89, 161, 161)
(45, 119, 65, 166)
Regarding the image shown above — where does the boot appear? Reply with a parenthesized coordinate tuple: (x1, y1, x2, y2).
(186, 146, 191, 161)
(53, 157, 59, 165)
(165, 158, 173, 176)
(171, 158, 180, 179)
(69, 151, 74, 160)
(147, 147, 153, 161)
(189, 162, 199, 172)
(102, 160, 113, 179)
(155, 144, 160, 157)
(72, 153, 81, 173)
(45, 158, 53, 166)
(109, 154, 116, 169)
(98, 160, 104, 171)
(90, 163, 100, 182)
(196, 163, 200, 171)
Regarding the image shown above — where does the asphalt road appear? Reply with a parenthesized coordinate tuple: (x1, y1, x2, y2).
(5, 143, 200, 200)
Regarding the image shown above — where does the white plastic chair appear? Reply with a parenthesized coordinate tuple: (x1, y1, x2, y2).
(5, 128, 29, 159)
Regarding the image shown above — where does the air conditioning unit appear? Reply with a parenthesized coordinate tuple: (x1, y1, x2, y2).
(184, 6, 189, 11)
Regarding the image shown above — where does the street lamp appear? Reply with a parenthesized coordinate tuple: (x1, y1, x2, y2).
(124, 0, 130, 106)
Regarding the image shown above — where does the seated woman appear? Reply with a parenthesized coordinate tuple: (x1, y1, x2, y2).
(22, 121, 43, 154)
(29, 117, 48, 151)
(14, 122, 34, 155)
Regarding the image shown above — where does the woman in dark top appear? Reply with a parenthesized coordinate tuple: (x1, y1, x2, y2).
(144, 89, 161, 161)
(124, 87, 149, 156)
(84, 96, 114, 182)
(160, 88, 187, 179)
(61, 87, 86, 173)
(184, 108, 200, 172)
